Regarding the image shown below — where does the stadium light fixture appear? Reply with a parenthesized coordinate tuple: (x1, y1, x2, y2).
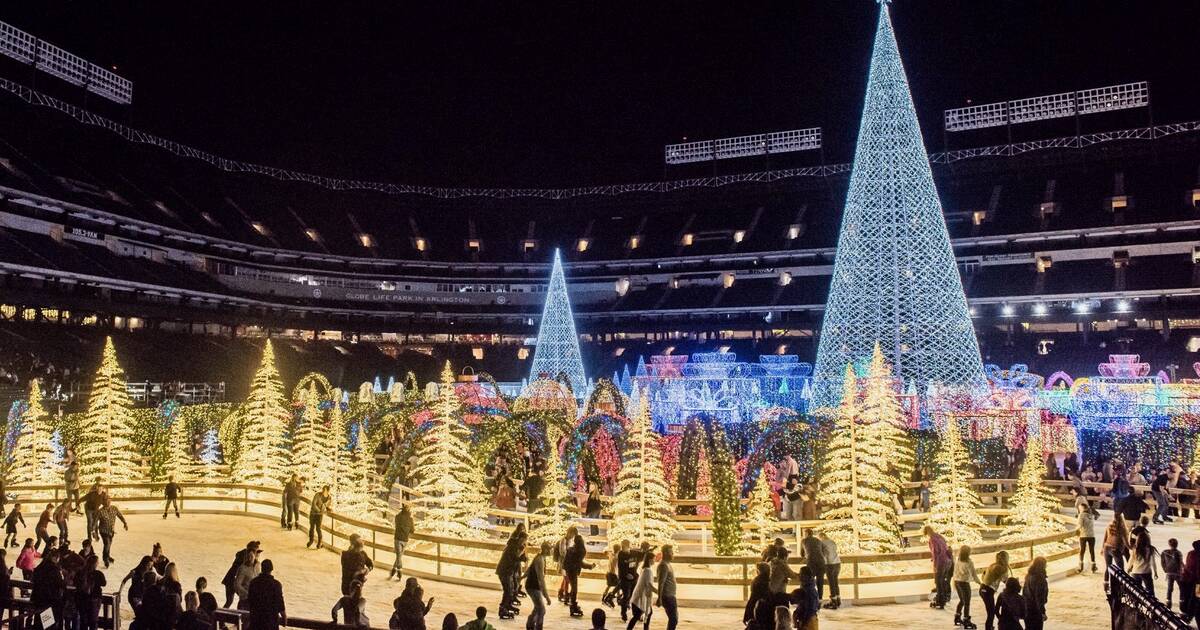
(732, 230, 746, 243)
(778, 271, 792, 287)
(665, 127, 821, 165)
(627, 235, 641, 250)
(414, 237, 428, 252)
(944, 81, 1148, 132)
(786, 225, 802, 240)
(1115, 299, 1131, 313)
(0, 21, 133, 104)
(721, 272, 736, 288)
(680, 233, 694, 246)
(575, 238, 590, 253)
(304, 228, 321, 242)
(614, 277, 631, 296)
(1073, 301, 1091, 314)
(1001, 304, 1015, 317)
(357, 233, 374, 248)
(517, 347, 529, 360)
(1033, 303, 1048, 316)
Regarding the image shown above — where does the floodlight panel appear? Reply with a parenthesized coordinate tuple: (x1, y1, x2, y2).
(0, 20, 132, 104)
(666, 127, 821, 164)
(944, 101, 1008, 132)
(1008, 90, 1076, 124)
(664, 139, 715, 164)
(1077, 81, 1148, 115)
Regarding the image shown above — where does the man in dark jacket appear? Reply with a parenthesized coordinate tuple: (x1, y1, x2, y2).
(222, 541, 260, 608)
(800, 530, 827, 603)
(82, 483, 104, 541)
(245, 559, 286, 630)
(31, 549, 66, 626)
(390, 506, 414, 579)
(340, 534, 374, 595)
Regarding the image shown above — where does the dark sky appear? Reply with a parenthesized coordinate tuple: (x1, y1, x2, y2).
(2, 2, 1195, 188)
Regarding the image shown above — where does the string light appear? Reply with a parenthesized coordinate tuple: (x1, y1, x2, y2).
(230, 340, 290, 485)
(78, 336, 139, 484)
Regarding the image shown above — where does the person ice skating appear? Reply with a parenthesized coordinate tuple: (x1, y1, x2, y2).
(555, 526, 577, 603)
(289, 476, 304, 530)
(627, 552, 655, 630)
(75, 553, 105, 630)
(460, 606, 498, 630)
(744, 562, 770, 626)
(1163, 538, 1184, 610)
(1077, 501, 1098, 574)
(1103, 513, 1131, 587)
(331, 579, 369, 627)
(340, 534, 374, 595)
(799, 530, 826, 604)
(390, 577, 434, 630)
(235, 546, 263, 609)
(196, 576, 218, 619)
(34, 503, 54, 552)
(307, 486, 331, 549)
(602, 544, 620, 607)
(163, 476, 182, 519)
(952, 545, 981, 629)
(994, 577, 1025, 630)
(1129, 530, 1159, 596)
(96, 496, 127, 568)
(16, 538, 39, 580)
(53, 500, 70, 546)
(496, 529, 527, 619)
(222, 541, 260, 608)
(979, 551, 1011, 630)
(925, 525, 953, 609)
(1022, 556, 1048, 630)
(656, 545, 678, 630)
(30, 548, 66, 627)
(390, 505, 414, 580)
(768, 548, 800, 607)
(150, 541, 172, 576)
(281, 475, 297, 528)
(818, 531, 841, 610)
(564, 530, 594, 617)
(82, 483, 104, 541)
(616, 539, 639, 621)
(791, 566, 819, 630)
(64, 459, 81, 513)
(245, 559, 287, 630)
(2, 503, 23, 548)
(118, 555, 154, 609)
(523, 541, 551, 630)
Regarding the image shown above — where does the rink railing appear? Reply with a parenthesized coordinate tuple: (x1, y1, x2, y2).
(8, 480, 1081, 607)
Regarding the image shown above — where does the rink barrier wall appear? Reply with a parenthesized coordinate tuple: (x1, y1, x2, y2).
(9, 480, 1083, 608)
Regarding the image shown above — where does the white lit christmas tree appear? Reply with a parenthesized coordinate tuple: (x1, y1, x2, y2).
(335, 423, 386, 523)
(291, 381, 336, 487)
(926, 415, 986, 545)
(812, 0, 984, 405)
(530, 429, 575, 545)
(608, 395, 679, 547)
(817, 364, 902, 553)
(10, 379, 58, 485)
(529, 249, 587, 395)
(78, 337, 139, 484)
(410, 362, 489, 538)
(743, 468, 778, 548)
(231, 340, 290, 485)
(1001, 434, 1061, 540)
(163, 415, 196, 483)
(860, 344, 915, 484)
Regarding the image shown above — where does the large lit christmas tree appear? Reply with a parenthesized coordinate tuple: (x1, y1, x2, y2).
(411, 362, 489, 538)
(9, 379, 57, 485)
(817, 365, 902, 553)
(926, 415, 986, 545)
(292, 381, 339, 489)
(530, 429, 575, 545)
(608, 395, 679, 547)
(1001, 434, 1060, 540)
(231, 340, 290, 485)
(78, 337, 139, 483)
(529, 249, 587, 396)
(163, 414, 196, 482)
(335, 424, 386, 523)
(704, 420, 744, 556)
(860, 344, 915, 484)
(812, 0, 984, 406)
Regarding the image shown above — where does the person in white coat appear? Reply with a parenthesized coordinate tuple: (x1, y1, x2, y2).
(627, 552, 656, 630)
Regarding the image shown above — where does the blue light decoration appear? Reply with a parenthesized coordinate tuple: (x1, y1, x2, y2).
(628, 352, 813, 429)
(812, 2, 984, 406)
(529, 249, 587, 398)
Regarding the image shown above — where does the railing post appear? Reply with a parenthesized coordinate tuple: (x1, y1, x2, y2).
(853, 561, 860, 601)
(437, 540, 443, 576)
(372, 529, 377, 563)
(742, 560, 749, 601)
(243, 487, 248, 512)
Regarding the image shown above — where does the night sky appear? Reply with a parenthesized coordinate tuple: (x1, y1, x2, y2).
(2, 2, 1195, 188)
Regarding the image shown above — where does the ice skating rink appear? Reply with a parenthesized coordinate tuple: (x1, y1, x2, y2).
(78, 511, 1141, 629)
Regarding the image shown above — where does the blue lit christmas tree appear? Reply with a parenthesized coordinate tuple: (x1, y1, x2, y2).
(813, 1, 984, 406)
(529, 249, 587, 396)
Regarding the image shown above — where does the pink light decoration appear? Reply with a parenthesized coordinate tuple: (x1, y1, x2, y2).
(1097, 354, 1150, 378)
(1044, 371, 1074, 390)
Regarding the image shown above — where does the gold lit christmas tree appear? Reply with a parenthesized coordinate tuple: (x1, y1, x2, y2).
(78, 337, 139, 484)
(163, 415, 196, 482)
(231, 340, 290, 485)
(608, 394, 679, 547)
(1001, 434, 1060, 540)
(335, 423, 386, 523)
(410, 362, 489, 538)
(743, 468, 778, 548)
(10, 379, 57, 485)
(530, 429, 575, 545)
(926, 415, 986, 545)
(817, 364, 902, 553)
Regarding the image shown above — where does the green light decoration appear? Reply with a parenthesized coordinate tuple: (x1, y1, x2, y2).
(813, 1, 984, 405)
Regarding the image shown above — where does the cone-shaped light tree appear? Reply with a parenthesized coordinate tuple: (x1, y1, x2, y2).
(608, 394, 679, 547)
(79, 337, 139, 483)
(530, 429, 575, 545)
(162, 415, 195, 482)
(529, 249, 587, 395)
(1002, 434, 1061, 540)
(410, 362, 490, 538)
(292, 382, 331, 485)
(861, 344, 915, 484)
(335, 424, 386, 522)
(926, 416, 987, 545)
(817, 364, 902, 553)
(743, 468, 778, 548)
(9, 379, 58, 485)
(231, 340, 290, 485)
(812, 1, 984, 405)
